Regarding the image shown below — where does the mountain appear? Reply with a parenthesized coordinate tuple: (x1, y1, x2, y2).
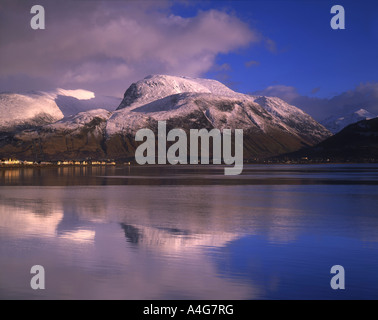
(116, 74, 238, 111)
(105, 75, 330, 159)
(0, 89, 120, 133)
(0, 91, 64, 131)
(0, 109, 111, 161)
(279, 117, 378, 162)
(111, 75, 327, 142)
(0, 75, 331, 161)
(321, 108, 376, 134)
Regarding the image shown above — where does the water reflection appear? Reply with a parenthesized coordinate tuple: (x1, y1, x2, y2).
(0, 165, 378, 299)
(120, 223, 239, 254)
(59, 229, 96, 244)
(0, 185, 257, 299)
(2, 164, 378, 186)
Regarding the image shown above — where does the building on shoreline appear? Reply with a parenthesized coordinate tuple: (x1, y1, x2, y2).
(0, 159, 117, 167)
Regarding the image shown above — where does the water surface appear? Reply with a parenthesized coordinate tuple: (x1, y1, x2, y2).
(0, 164, 378, 299)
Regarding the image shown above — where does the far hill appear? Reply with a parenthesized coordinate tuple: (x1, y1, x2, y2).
(279, 118, 378, 162)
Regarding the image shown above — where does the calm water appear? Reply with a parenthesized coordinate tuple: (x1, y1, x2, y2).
(1, 164, 378, 300)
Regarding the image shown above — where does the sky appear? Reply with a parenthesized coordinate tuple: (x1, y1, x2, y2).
(0, 0, 377, 120)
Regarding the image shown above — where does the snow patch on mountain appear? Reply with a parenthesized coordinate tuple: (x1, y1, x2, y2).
(107, 92, 271, 135)
(251, 96, 330, 142)
(116, 74, 243, 111)
(13, 109, 112, 145)
(49, 109, 112, 132)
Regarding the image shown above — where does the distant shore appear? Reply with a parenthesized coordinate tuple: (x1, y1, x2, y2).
(0, 160, 127, 169)
(1, 159, 378, 169)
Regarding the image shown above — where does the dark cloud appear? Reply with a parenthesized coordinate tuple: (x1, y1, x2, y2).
(0, 0, 259, 96)
(253, 82, 378, 121)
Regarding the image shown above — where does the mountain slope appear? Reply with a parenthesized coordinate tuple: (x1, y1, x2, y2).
(0, 92, 64, 131)
(321, 108, 376, 134)
(251, 96, 329, 144)
(0, 109, 111, 161)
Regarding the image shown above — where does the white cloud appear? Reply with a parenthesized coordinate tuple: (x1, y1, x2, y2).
(55, 89, 95, 100)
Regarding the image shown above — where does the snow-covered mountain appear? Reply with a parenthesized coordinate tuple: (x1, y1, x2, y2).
(321, 108, 376, 134)
(10, 108, 112, 160)
(0, 75, 331, 161)
(0, 91, 64, 131)
(0, 89, 120, 132)
(108, 75, 329, 144)
(251, 96, 329, 144)
(48, 109, 112, 132)
(117, 74, 239, 111)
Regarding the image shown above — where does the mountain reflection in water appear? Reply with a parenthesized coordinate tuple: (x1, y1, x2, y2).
(1, 164, 378, 299)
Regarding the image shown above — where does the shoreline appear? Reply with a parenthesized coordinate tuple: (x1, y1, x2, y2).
(1, 161, 378, 169)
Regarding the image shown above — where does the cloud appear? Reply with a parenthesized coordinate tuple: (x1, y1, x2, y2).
(55, 89, 95, 101)
(245, 60, 260, 68)
(253, 82, 378, 120)
(0, 1, 259, 96)
(264, 38, 277, 53)
(253, 85, 299, 102)
(212, 63, 232, 72)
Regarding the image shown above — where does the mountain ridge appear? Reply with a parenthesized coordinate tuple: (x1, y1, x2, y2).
(277, 117, 378, 162)
(321, 108, 376, 134)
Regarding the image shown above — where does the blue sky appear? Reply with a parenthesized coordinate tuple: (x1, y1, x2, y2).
(172, 0, 378, 99)
(0, 0, 377, 119)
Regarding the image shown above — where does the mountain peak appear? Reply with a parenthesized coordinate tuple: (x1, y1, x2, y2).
(355, 108, 373, 117)
(117, 74, 238, 111)
(321, 108, 376, 134)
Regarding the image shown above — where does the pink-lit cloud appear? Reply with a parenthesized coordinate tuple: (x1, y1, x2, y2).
(0, 1, 261, 96)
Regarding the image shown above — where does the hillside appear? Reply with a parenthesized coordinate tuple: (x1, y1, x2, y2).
(279, 118, 378, 162)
